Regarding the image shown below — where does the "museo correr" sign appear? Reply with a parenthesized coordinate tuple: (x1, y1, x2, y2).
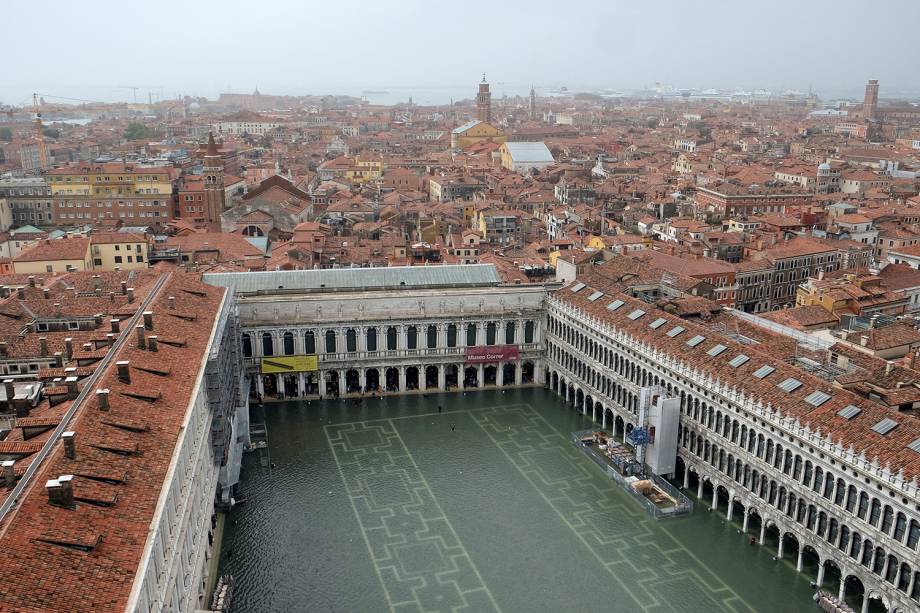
(464, 345, 520, 364)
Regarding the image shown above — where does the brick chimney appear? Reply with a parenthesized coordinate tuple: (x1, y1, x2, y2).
(120, 281, 127, 295)
(39, 337, 48, 357)
(168, 296, 176, 310)
(148, 335, 158, 352)
(96, 388, 110, 411)
(127, 287, 135, 303)
(27, 275, 35, 288)
(46, 475, 75, 508)
(42, 288, 49, 299)
(2, 379, 12, 413)
(15, 287, 24, 299)
(143, 311, 154, 330)
(135, 325, 146, 350)
(110, 318, 120, 333)
(53, 351, 63, 367)
(65, 376, 79, 400)
(2, 460, 14, 489)
(61, 431, 75, 459)
(64, 338, 73, 360)
(116, 361, 130, 383)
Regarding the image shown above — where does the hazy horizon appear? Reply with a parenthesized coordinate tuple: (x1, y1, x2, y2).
(4, 0, 919, 106)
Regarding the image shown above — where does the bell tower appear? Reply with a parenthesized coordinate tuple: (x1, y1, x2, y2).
(203, 132, 225, 231)
(477, 74, 492, 124)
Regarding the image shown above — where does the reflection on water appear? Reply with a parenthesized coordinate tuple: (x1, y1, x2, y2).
(219, 388, 815, 613)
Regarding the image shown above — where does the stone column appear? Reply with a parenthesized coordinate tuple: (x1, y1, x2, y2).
(358, 327, 366, 353)
(742, 509, 749, 532)
(515, 361, 523, 385)
(476, 322, 485, 346)
(816, 563, 825, 587)
(682, 468, 690, 490)
(759, 522, 766, 546)
(438, 365, 446, 390)
(398, 366, 406, 391)
(697, 479, 704, 500)
(726, 494, 735, 521)
(297, 372, 305, 396)
(711, 486, 718, 511)
(338, 369, 346, 394)
(476, 364, 484, 387)
(256, 375, 264, 396)
(497, 362, 505, 387)
(319, 372, 327, 397)
(795, 549, 803, 572)
(907, 572, 917, 601)
(860, 594, 869, 613)
(359, 369, 366, 391)
(838, 577, 845, 601)
(777, 537, 784, 559)
(276, 374, 283, 397)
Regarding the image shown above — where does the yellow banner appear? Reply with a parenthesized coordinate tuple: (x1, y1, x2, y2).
(261, 355, 318, 374)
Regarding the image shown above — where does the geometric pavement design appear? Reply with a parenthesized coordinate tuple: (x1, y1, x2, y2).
(327, 403, 756, 613)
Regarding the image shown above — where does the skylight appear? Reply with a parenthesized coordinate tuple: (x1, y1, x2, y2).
(837, 405, 861, 420)
(627, 309, 646, 320)
(752, 365, 775, 379)
(871, 418, 898, 435)
(587, 291, 604, 302)
(686, 335, 705, 347)
(649, 318, 667, 329)
(907, 438, 920, 454)
(666, 326, 685, 337)
(606, 299, 625, 311)
(706, 344, 727, 357)
(728, 354, 750, 368)
(778, 378, 803, 393)
(804, 390, 832, 407)
(570, 282, 586, 293)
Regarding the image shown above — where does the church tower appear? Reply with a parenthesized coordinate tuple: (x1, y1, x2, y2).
(529, 86, 537, 120)
(203, 132, 225, 231)
(477, 74, 492, 124)
(863, 79, 879, 120)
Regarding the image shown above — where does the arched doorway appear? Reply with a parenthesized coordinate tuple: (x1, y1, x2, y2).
(502, 363, 516, 386)
(522, 361, 534, 384)
(345, 369, 360, 393)
(385, 367, 399, 392)
(445, 365, 459, 389)
(575, 388, 584, 411)
(780, 532, 799, 563)
(364, 368, 379, 392)
(551, 371, 559, 393)
(800, 545, 820, 579)
(283, 373, 298, 397)
(425, 365, 439, 389)
(262, 374, 277, 397)
(483, 364, 497, 386)
(406, 366, 419, 391)
(614, 416, 625, 440)
(463, 366, 478, 388)
(325, 371, 340, 397)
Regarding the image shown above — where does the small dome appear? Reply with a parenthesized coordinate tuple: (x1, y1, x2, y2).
(818, 162, 831, 170)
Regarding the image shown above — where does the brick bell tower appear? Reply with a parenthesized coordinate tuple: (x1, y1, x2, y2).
(477, 74, 492, 124)
(203, 131, 225, 231)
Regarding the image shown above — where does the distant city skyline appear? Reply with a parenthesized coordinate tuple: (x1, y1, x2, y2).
(4, 0, 920, 107)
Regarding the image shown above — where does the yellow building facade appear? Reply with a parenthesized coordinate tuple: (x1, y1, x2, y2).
(450, 120, 506, 150)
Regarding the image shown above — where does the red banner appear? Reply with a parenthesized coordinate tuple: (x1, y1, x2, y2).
(464, 345, 520, 364)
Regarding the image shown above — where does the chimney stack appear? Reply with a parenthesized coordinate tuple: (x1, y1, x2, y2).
(143, 311, 154, 330)
(16, 287, 24, 299)
(168, 296, 176, 310)
(0, 342, 7, 357)
(39, 337, 48, 357)
(0, 286, 7, 298)
(96, 388, 110, 410)
(61, 431, 75, 460)
(46, 475, 74, 508)
(885, 361, 894, 376)
(106, 333, 115, 347)
(120, 281, 127, 295)
(2, 460, 14, 488)
(148, 335, 158, 352)
(65, 376, 79, 400)
(127, 287, 135, 303)
(27, 275, 35, 288)
(116, 361, 130, 383)
(42, 288, 50, 299)
(110, 318, 120, 333)
(64, 338, 73, 360)
(53, 303, 61, 318)
(53, 351, 63, 367)
(92, 275, 101, 290)
(135, 325, 146, 350)
(3, 379, 13, 413)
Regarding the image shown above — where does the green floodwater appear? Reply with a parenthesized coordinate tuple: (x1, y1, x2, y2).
(219, 388, 818, 613)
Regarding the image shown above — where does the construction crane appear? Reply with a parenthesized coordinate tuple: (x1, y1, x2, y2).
(120, 86, 139, 104)
(31, 93, 49, 172)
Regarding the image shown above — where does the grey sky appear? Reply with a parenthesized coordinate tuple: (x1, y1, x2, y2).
(4, 0, 919, 105)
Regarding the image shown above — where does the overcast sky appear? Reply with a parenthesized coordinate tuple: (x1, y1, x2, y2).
(4, 0, 919, 106)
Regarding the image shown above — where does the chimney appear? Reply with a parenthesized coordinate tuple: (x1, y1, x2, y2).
(135, 325, 146, 350)
(27, 275, 35, 288)
(110, 318, 120, 333)
(109, 291, 115, 302)
(53, 351, 63, 367)
(61, 431, 75, 460)
(168, 295, 176, 310)
(885, 361, 894, 376)
(46, 475, 74, 508)
(143, 311, 153, 330)
(911, 351, 920, 371)
(2, 460, 14, 488)
(860, 335, 869, 347)
(53, 303, 61, 318)
(96, 388, 110, 411)
(0, 342, 7, 356)
(116, 361, 130, 383)
(94, 287, 101, 297)
(39, 337, 48, 357)
(3, 379, 14, 412)
(148, 335, 158, 352)
(120, 281, 127, 295)
(42, 288, 49, 299)
(106, 333, 115, 347)
(65, 376, 79, 400)
(0, 286, 7, 298)
(64, 337, 73, 359)
(92, 275, 101, 290)
(127, 287, 135, 303)
(16, 287, 24, 299)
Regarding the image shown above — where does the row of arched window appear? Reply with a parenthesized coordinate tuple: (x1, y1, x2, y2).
(242, 321, 537, 358)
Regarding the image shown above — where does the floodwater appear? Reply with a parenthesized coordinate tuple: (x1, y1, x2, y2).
(219, 388, 817, 612)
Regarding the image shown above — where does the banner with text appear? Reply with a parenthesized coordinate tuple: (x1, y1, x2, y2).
(464, 345, 520, 364)
(261, 355, 318, 374)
